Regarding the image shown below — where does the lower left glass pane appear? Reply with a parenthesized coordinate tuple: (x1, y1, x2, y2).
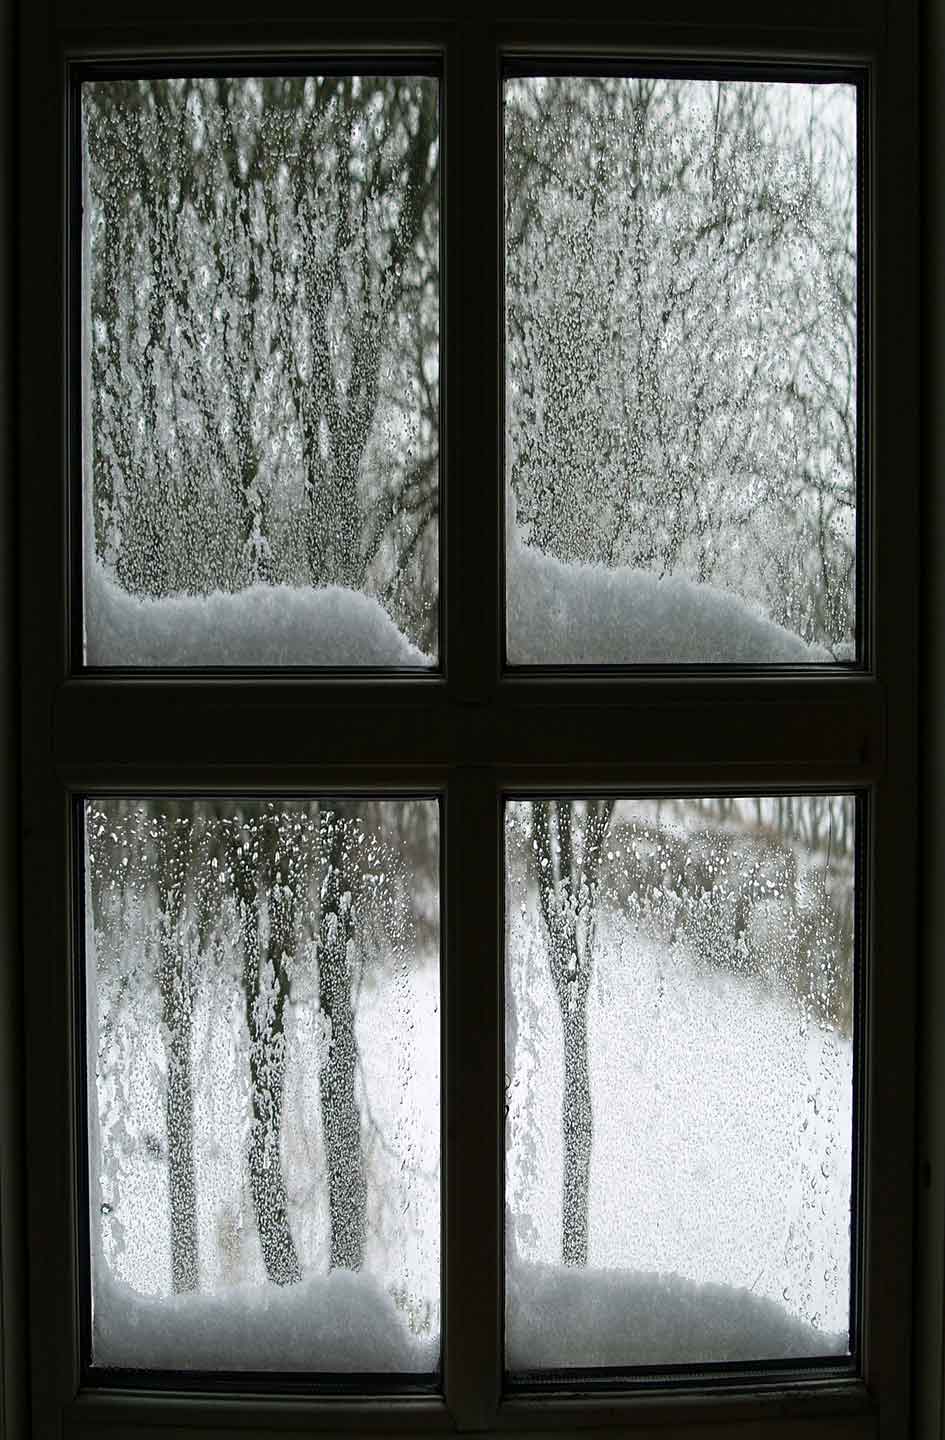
(83, 797, 440, 1376)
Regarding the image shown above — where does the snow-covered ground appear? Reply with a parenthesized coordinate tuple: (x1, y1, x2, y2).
(83, 492, 833, 668)
(507, 537, 831, 664)
(505, 500, 831, 665)
(507, 1262, 846, 1371)
(84, 560, 433, 667)
(90, 898, 851, 1374)
(90, 943, 441, 1372)
(93, 1263, 437, 1373)
(506, 909, 852, 1369)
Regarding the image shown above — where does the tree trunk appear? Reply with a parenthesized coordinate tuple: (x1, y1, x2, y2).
(559, 997, 592, 1266)
(317, 808, 367, 1270)
(157, 865, 199, 1294)
(532, 798, 613, 1268)
(235, 842, 302, 1287)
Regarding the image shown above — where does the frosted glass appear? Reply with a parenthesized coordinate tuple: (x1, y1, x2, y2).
(82, 78, 439, 667)
(505, 78, 857, 665)
(505, 796, 854, 1372)
(85, 798, 440, 1373)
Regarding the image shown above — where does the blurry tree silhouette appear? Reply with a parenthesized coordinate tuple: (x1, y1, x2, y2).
(506, 77, 856, 652)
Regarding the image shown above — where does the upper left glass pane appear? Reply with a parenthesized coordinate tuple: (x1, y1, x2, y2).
(81, 76, 440, 667)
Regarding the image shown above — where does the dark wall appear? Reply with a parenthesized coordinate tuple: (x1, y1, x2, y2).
(0, 4, 937, 1438)
(917, 0, 945, 1432)
(0, 0, 26, 1436)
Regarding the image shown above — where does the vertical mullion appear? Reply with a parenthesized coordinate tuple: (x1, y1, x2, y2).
(445, 21, 501, 704)
(442, 21, 504, 1425)
(443, 768, 503, 1427)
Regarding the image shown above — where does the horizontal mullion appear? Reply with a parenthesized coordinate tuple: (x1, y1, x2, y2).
(54, 683, 884, 782)
(53, 7, 882, 59)
(63, 1392, 454, 1436)
(495, 1381, 876, 1431)
(61, 1381, 877, 1439)
(494, 17, 881, 60)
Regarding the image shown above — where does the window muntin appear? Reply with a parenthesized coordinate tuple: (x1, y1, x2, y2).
(504, 75, 859, 667)
(83, 796, 441, 1377)
(505, 795, 856, 1375)
(81, 75, 440, 669)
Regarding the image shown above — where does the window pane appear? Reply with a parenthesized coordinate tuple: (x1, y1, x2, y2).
(82, 77, 439, 667)
(505, 796, 855, 1373)
(85, 798, 440, 1374)
(505, 78, 857, 665)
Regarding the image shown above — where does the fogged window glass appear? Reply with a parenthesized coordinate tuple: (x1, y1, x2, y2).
(505, 796, 854, 1372)
(505, 78, 857, 665)
(85, 798, 439, 1373)
(82, 78, 439, 667)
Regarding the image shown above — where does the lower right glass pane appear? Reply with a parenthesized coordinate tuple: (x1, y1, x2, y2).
(505, 795, 855, 1375)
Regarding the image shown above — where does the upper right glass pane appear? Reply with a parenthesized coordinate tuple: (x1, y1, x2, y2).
(505, 76, 858, 666)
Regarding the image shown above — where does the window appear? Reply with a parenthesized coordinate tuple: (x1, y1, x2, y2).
(14, 8, 920, 1440)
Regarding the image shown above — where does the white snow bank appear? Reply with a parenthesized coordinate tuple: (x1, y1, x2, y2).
(93, 1260, 438, 1373)
(507, 529, 831, 665)
(506, 1260, 847, 1370)
(85, 510, 829, 667)
(85, 561, 433, 667)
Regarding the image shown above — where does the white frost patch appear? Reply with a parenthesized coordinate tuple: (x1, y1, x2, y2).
(506, 1259, 847, 1371)
(85, 561, 433, 667)
(507, 521, 830, 665)
(93, 1260, 437, 1373)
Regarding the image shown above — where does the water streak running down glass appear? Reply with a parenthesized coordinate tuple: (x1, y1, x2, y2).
(82, 77, 440, 667)
(505, 78, 857, 665)
(505, 795, 854, 1372)
(85, 798, 440, 1373)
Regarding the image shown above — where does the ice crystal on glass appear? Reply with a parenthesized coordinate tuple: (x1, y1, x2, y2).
(505, 79, 857, 664)
(505, 795, 854, 1369)
(82, 78, 439, 666)
(86, 798, 440, 1372)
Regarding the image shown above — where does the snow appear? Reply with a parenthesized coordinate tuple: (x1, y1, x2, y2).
(84, 559, 434, 667)
(86, 803, 441, 1373)
(85, 525, 829, 668)
(507, 522, 831, 665)
(506, 1259, 846, 1371)
(84, 475, 832, 668)
(89, 948, 441, 1372)
(505, 802, 853, 1370)
(93, 1259, 437, 1373)
(505, 76, 856, 662)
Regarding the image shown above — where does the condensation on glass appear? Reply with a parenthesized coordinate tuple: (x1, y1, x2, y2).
(505, 795, 855, 1372)
(504, 78, 858, 665)
(81, 77, 440, 667)
(84, 798, 440, 1373)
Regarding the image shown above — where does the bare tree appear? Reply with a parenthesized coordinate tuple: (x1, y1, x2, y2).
(231, 808, 303, 1286)
(531, 799, 614, 1265)
(154, 805, 200, 1293)
(315, 806, 368, 1270)
(84, 75, 440, 649)
(506, 77, 856, 651)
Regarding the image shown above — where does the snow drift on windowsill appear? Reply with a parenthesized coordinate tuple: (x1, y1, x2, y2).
(84, 520, 830, 668)
(506, 1259, 847, 1371)
(84, 560, 434, 668)
(507, 530, 832, 665)
(92, 1260, 438, 1373)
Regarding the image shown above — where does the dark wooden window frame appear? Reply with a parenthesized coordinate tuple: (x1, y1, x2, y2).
(15, 5, 918, 1439)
